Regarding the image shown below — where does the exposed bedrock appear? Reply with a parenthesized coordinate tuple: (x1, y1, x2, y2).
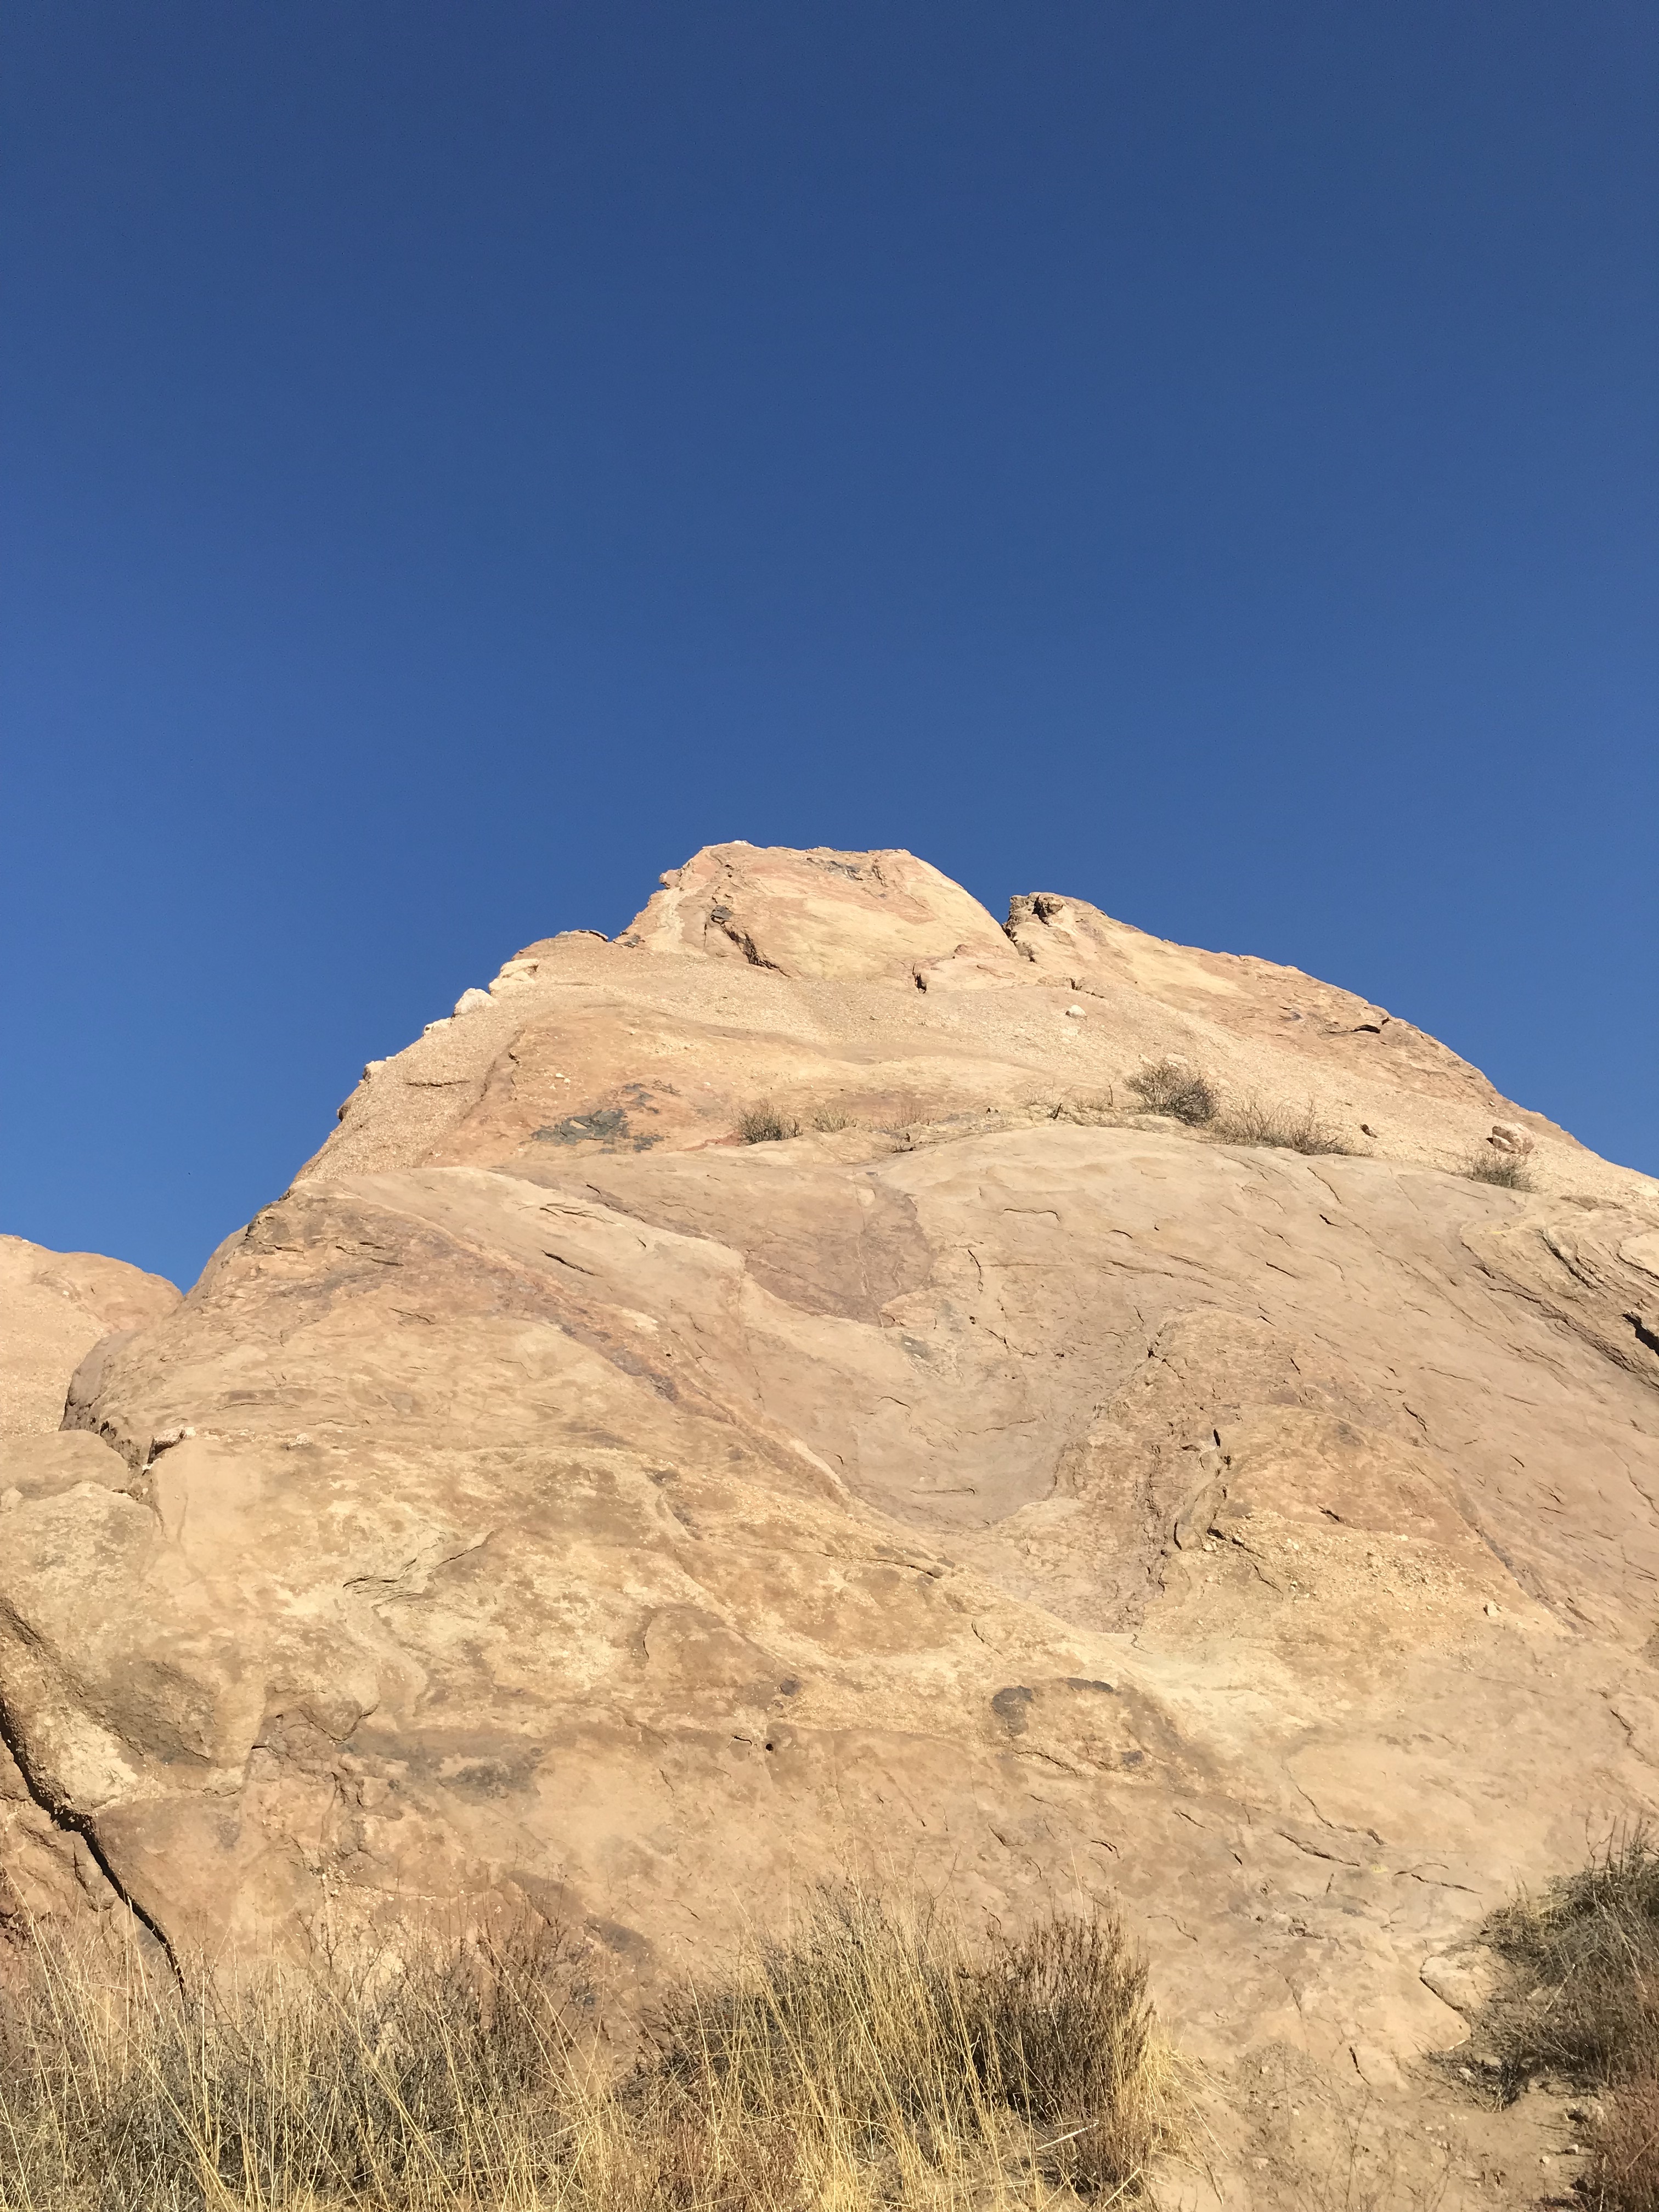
(4, 844, 1658, 2117)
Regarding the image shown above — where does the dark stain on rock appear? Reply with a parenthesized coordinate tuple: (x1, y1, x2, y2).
(991, 1685, 1035, 1735)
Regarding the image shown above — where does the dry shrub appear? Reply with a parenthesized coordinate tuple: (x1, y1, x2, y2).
(810, 1107, 854, 1132)
(1215, 1094, 1354, 1156)
(1128, 1060, 1216, 1126)
(972, 1909, 1168, 2192)
(1482, 1828, 1659, 2094)
(647, 1890, 1170, 2200)
(1465, 1151, 1531, 1190)
(1478, 1831, 1659, 2212)
(1588, 2071, 1659, 2212)
(0, 1914, 586, 2210)
(737, 1103, 799, 1143)
(0, 1890, 1176, 2210)
(1126, 1063, 1354, 1156)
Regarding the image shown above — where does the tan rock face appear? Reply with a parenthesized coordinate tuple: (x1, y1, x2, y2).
(5, 845, 1659, 2165)
(0, 1236, 178, 1926)
(0, 1234, 179, 1442)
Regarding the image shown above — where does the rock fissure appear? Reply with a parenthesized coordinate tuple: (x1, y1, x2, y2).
(0, 1678, 179, 1972)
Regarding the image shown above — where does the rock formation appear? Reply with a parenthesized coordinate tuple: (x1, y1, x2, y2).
(5, 844, 1659, 2195)
(0, 1235, 178, 1923)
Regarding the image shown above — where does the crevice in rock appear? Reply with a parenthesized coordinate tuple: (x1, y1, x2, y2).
(0, 1685, 179, 1979)
(707, 906, 783, 970)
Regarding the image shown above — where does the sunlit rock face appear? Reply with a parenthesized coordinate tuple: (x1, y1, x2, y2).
(5, 844, 1658, 2135)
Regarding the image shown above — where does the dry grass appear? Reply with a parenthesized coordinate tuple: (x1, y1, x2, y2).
(1126, 1062, 1353, 1156)
(0, 1890, 1176, 2209)
(736, 1103, 799, 1144)
(1127, 1060, 1216, 1126)
(1479, 1830, 1659, 2212)
(1588, 2073, 1659, 2212)
(810, 1108, 854, 1133)
(1464, 1152, 1531, 1191)
(1213, 1094, 1355, 1156)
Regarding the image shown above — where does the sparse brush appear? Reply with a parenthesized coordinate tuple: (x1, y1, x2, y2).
(1479, 1831, 1659, 2208)
(1465, 1152, 1531, 1191)
(0, 1913, 588, 2211)
(646, 1888, 1173, 2200)
(0, 1890, 1177, 2210)
(737, 1102, 799, 1143)
(1480, 1827, 1659, 2098)
(1216, 1095, 1355, 1156)
(968, 1908, 1169, 2193)
(1587, 2068, 1659, 2212)
(1128, 1060, 1216, 1126)
(810, 1107, 854, 1132)
(1124, 1065, 1356, 1155)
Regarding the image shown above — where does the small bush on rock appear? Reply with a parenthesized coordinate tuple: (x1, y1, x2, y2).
(1466, 1151, 1532, 1191)
(1217, 1095, 1355, 1156)
(1128, 1060, 1216, 1126)
(738, 1102, 799, 1143)
(1482, 1829, 1659, 2094)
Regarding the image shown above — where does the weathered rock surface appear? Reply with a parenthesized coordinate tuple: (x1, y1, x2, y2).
(0, 1234, 178, 1443)
(6, 845, 1659, 2202)
(0, 1236, 178, 1925)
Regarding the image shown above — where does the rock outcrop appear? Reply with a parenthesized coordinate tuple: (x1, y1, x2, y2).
(0, 1236, 178, 1925)
(5, 845, 1659, 2191)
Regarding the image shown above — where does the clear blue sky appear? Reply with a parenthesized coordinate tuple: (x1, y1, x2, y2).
(3, 3, 1655, 1290)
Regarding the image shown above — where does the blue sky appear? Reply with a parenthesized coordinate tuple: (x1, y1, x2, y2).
(3, 2, 1655, 1289)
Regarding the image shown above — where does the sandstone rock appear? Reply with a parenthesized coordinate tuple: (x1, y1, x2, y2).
(1421, 1944, 1500, 2021)
(5, 846, 1659, 2198)
(0, 1234, 178, 1441)
(1489, 1121, 1536, 1156)
(0, 1235, 178, 1925)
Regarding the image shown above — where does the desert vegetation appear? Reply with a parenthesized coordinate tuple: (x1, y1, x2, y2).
(1126, 1060, 1215, 1126)
(1127, 1059, 1353, 1156)
(0, 1891, 1175, 2210)
(737, 1103, 858, 1141)
(737, 1102, 800, 1143)
(1479, 1830, 1659, 2210)
(1216, 1093, 1353, 1156)
(1464, 1150, 1532, 1192)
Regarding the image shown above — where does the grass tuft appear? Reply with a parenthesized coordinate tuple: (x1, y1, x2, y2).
(737, 1102, 800, 1143)
(1216, 1095, 1355, 1156)
(0, 1889, 1176, 2209)
(1465, 1152, 1532, 1190)
(1482, 1828, 1659, 2094)
(1479, 1829, 1659, 2212)
(1128, 1060, 1216, 1126)
(1126, 1062, 1354, 1155)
